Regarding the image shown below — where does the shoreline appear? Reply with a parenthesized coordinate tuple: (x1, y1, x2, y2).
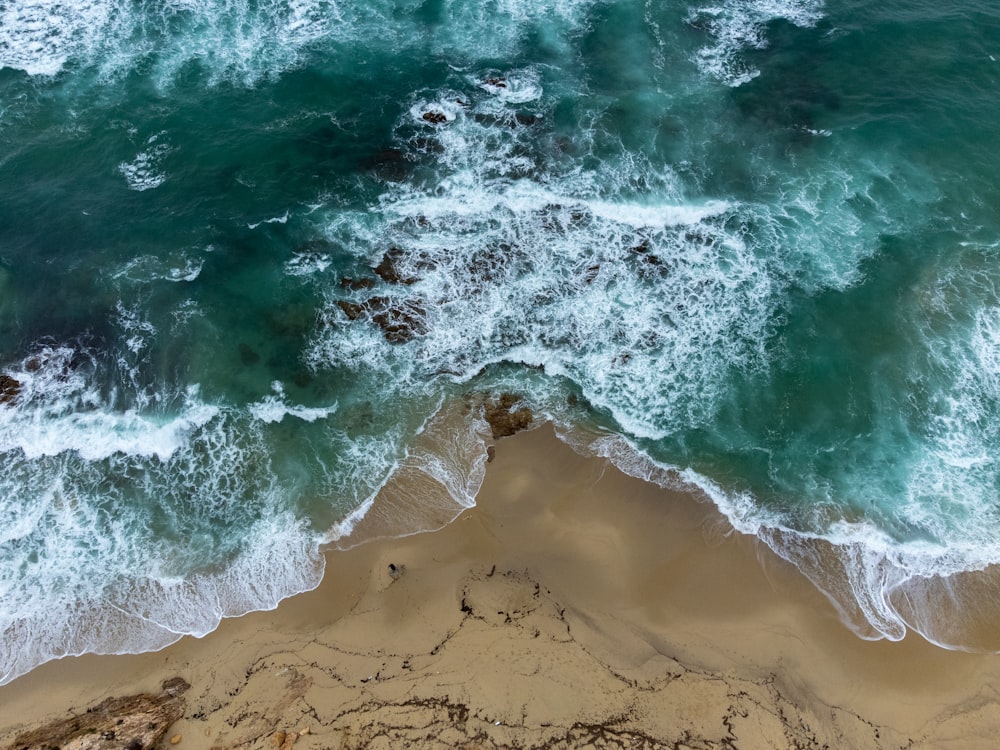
(4, 425, 1000, 748)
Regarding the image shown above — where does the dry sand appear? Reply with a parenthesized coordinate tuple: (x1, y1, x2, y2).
(3, 424, 1000, 749)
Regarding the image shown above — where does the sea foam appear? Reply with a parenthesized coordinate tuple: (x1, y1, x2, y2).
(687, 0, 825, 86)
(0, 345, 329, 686)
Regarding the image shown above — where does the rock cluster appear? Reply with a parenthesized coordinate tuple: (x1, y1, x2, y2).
(336, 298, 427, 344)
(335, 247, 430, 344)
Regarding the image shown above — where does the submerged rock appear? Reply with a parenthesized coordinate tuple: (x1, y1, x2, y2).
(364, 147, 410, 182)
(483, 394, 533, 439)
(340, 276, 378, 291)
(6, 678, 189, 750)
(239, 342, 261, 365)
(0, 374, 21, 406)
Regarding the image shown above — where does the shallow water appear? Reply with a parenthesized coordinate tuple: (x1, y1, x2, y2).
(3, 0, 1000, 683)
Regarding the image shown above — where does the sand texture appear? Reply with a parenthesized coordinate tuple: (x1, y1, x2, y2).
(4, 426, 1000, 749)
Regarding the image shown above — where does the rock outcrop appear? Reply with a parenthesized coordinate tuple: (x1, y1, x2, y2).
(483, 393, 533, 439)
(5, 678, 189, 750)
(0, 375, 21, 406)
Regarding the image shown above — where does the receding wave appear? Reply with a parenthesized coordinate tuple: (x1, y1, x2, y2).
(0, 346, 328, 685)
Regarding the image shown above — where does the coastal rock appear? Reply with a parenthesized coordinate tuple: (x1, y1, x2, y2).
(370, 301, 427, 344)
(483, 393, 533, 439)
(5, 677, 189, 750)
(421, 111, 447, 125)
(373, 247, 417, 285)
(0, 375, 20, 406)
(336, 297, 427, 344)
(336, 299, 366, 321)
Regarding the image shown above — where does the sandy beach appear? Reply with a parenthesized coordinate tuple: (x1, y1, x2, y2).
(3, 424, 1000, 749)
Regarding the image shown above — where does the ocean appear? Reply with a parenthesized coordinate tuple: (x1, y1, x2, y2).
(2, 0, 1000, 684)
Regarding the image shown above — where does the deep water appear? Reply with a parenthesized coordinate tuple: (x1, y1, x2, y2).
(4, 0, 1000, 683)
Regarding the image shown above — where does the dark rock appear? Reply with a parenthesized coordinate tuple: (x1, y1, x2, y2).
(336, 297, 427, 344)
(336, 300, 366, 321)
(422, 111, 447, 125)
(629, 238, 664, 269)
(369, 299, 427, 344)
(373, 247, 417, 285)
(466, 247, 504, 284)
(7, 678, 188, 750)
(0, 375, 21, 406)
(238, 343, 261, 366)
(483, 394, 533, 439)
(483, 77, 507, 88)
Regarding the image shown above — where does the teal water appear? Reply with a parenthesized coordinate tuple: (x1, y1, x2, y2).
(3, 0, 1000, 683)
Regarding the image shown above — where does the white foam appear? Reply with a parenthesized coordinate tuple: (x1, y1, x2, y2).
(249, 382, 337, 423)
(0, 495, 323, 685)
(284, 249, 331, 276)
(687, 0, 825, 86)
(0, 0, 112, 76)
(309, 78, 785, 441)
(586, 198, 731, 228)
(409, 96, 465, 126)
(0, 367, 339, 685)
(114, 251, 206, 284)
(248, 211, 290, 229)
(0, 346, 220, 461)
(476, 68, 543, 104)
(118, 133, 172, 191)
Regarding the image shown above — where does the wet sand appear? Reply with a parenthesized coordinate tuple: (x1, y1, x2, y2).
(3, 424, 1000, 749)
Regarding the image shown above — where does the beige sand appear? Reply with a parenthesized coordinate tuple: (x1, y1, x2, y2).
(3, 424, 1000, 749)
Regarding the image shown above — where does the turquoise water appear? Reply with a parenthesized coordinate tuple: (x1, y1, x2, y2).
(3, 0, 1000, 682)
